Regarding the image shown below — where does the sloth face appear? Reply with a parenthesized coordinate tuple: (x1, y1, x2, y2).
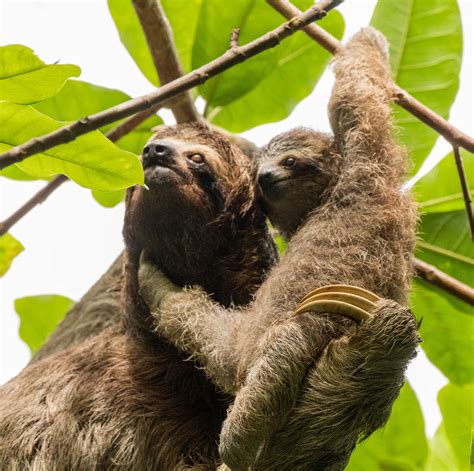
(123, 124, 255, 258)
(258, 128, 340, 237)
(141, 138, 229, 210)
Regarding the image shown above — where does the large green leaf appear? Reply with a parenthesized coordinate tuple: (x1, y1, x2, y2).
(346, 382, 428, 470)
(412, 281, 473, 386)
(415, 149, 473, 213)
(413, 211, 473, 385)
(33, 80, 162, 156)
(425, 384, 473, 470)
(193, 0, 284, 109)
(16, 294, 75, 354)
(371, 0, 462, 172)
(107, 0, 158, 85)
(162, 0, 202, 74)
(107, 0, 201, 84)
(211, 11, 344, 132)
(91, 189, 126, 208)
(0, 102, 144, 191)
(0, 233, 24, 277)
(0, 44, 80, 104)
(33, 80, 161, 205)
(0, 164, 39, 181)
(417, 211, 472, 286)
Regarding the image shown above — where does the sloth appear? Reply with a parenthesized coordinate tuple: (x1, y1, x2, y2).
(137, 28, 420, 470)
(0, 124, 278, 470)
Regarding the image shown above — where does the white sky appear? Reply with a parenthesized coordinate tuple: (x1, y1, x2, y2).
(0, 0, 472, 438)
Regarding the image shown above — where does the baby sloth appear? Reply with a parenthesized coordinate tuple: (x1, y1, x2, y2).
(0, 124, 277, 470)
(138, 28, 420, 470)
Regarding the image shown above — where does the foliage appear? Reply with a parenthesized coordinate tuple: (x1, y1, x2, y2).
(346, 382, 428, 470)
(371, 0, 463, 173)
(15, 295, 75, 354)
(108, 0, 345, 131)
(0, 0, 472, 469)
(0, 44, 80, 104)
(0, 233, 24, 277)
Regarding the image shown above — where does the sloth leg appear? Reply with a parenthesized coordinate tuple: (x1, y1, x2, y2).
(236, 300, 419, 471)
(218, 310, 353, 470)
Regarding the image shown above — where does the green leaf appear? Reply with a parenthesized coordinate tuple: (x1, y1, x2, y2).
(417, 211, 473, 286)
(107, 0, 201, 83)
(33, 79, 162, 156)
(162, 0, 202, 73)
(0, 102, 144, 191)
(194, 0, 284, 109)
(412, 280, 473, 386)
(92, 189, 126, 208)
(16, 294, 75, 354)
(346, 382, 428, 470)
(0, 163, 40, 181)
(413, 211, 473, 385)
(438, 384, 473, 469)
(371, 0, 462, 172)
(0, 44, 80, 104)
(211, 10, 344, 132)
(415, 149, 473, 213)
(425, 384, 473, 470)
(107, 0, 158, 85)
(0, 233, 24, 277)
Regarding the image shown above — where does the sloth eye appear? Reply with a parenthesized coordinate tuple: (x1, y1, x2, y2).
(282, 157, 296, 167)
(188, 153, 205, 164)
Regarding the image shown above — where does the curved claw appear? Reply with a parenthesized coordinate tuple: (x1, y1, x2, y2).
(295, 284, 381, 324)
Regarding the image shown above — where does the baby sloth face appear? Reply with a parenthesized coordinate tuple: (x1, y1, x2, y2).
(257, 127, 340, 238)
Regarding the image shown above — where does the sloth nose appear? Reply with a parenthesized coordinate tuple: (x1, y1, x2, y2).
(258, 169, 278, 190)
(142, 140, 175, 167)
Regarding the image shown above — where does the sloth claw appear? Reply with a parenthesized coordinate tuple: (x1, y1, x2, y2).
(294, 284, 381, 323)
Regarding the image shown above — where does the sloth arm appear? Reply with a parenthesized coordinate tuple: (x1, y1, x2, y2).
(138, 263, 244, 395)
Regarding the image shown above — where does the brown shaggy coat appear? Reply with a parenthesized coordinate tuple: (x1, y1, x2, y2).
(0, 124, 277, 470)
(138, 28, 420, 470)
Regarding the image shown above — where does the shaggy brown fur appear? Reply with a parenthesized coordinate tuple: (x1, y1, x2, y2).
(31, 129, 260, 364)
(138, 28, 420, 470)
(0, 124, 278, 470)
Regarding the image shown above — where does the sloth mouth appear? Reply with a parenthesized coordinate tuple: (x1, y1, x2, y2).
(259, 176, 291, 192)
(145, 162, 183, 177)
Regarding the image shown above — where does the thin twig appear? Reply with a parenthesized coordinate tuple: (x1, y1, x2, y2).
(0, 0, 340, 171)
(452, 146, 474, 240)
(415, 258, 474, 305)
(266, 0, 474, 153)
(0, 105, 162, 236)
(132, 0, 201, 122)
(230, 28, 241, 49)
(0, 175, 67, 236)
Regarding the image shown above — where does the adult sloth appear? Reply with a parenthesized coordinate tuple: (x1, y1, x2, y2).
(0, 124, 277, 470)
(138, 28, 420, 470)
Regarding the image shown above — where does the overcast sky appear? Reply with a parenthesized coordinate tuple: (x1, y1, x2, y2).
(0, 0, 472, 437)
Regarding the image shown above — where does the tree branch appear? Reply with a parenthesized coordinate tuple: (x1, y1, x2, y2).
(0, 0, 341, 171)
(0, 105, 161, 236)
(131, 0, 201, 122)
(415, 258, 474, 306)
(266, 0, 474, 153)
(453, 146, 474, 240)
